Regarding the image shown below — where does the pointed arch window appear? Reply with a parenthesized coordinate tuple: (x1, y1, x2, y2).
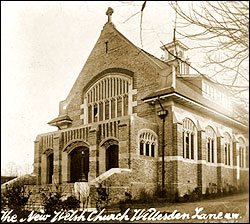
(182, 118, 197, 160)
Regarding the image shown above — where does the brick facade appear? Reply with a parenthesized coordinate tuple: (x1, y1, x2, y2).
(31, 9, 249, 208)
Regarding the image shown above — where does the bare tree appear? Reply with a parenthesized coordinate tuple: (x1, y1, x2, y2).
(169, 1, 249, 108)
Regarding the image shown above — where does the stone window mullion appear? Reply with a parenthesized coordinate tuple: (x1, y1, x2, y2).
(109, 99, 112, 120)
(115, 97, 118, 118)
(121, 79, 124, 95)
(186, 131, 189, 159)
(106, 79, 108, 99)
(118, 78, 120, 95)
(226, 143, 229, 166)
(100, 82, 103, 100)
(91, 104, 94, 123)
(143, 140, 146, 156)
(109, 78, 111, 98)
(102, 80, 105, 100)
(97, 103, 100, 122)
(121, 95, 124, 116)
(189, 132, 191, 159)
(241, 147, 242, 168)
(103, 100, 105, 121)
(128, 83, 132, 115)
(224, 143, 228, 165)
(214, 138, 217, 163)
(243, 147, 245, 168)
(84, 97, 88, 125)
(210, 138, 212, 163)
(96, 84, 98, 102)
(183, 131, 186, 158)
(240, 147, 242, 168)
(207, 138, 209, 162)
(241, 147, 243, 168)
(239, 147, 241, 168)
(111, 78, 114, 97)
(115, 78, 117, 96)
(211, 139, 214, 163)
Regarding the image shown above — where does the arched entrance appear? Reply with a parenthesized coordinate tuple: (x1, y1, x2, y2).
(106, 145, 119, 171)
(47, 153, 54, 184)
(70, 146, 89, 182)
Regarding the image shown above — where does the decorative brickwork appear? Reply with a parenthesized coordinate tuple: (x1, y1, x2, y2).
(31, 8, 248, 210)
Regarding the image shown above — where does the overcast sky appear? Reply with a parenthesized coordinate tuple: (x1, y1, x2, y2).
(1, 1, 210, 175)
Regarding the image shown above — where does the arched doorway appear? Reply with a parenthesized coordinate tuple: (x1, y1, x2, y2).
(47, 153, 54, 184)
(70, 146, 89, 182)
(106, 145, 119, 171)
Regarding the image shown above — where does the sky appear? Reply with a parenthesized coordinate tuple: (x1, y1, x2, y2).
(1, 1, 233, 175)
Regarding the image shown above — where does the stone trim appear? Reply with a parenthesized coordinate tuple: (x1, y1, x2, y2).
(138, 129, 158, 158)
(82, 68, 134, 95)
(99, 137, 119, 147)
(42, 148, 53, 156)
(158, 155, 247, 170)
(144, 92, 248, 129)
(62, 140, 89, 154)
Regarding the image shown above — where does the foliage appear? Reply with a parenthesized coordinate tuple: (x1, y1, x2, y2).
(177, 183, 248, 202)
(118, 182, 248, 207)
(178, 187, 201, 203)
(41, 185, 80, 215)
(95, 183, 111, 211)
(1, 182, 30, 211)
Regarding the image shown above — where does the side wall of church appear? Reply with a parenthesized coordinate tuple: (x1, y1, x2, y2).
(171, 102, 249, 196)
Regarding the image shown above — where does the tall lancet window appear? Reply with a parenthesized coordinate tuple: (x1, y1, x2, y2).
(83, 75, 133, 124)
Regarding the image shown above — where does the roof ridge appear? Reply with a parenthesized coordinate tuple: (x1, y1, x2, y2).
(109, 24, 168, 69)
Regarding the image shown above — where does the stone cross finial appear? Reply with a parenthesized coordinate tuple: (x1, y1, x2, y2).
(106, 7, 114, 23)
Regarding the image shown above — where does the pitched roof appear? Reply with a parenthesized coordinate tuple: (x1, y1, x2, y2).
(112, 24, 169, 70)
(48, 115, 72, 125)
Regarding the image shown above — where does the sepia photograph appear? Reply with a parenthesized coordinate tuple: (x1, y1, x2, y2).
(1, 1, 249, 223)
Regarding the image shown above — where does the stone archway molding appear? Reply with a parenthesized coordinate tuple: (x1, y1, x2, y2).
(99, 137, 119, 149)
(63, 140, 90, 154)
(43, 148, 53, 156)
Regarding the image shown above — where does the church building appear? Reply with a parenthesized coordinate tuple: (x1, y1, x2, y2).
(33, 8, 249, 203)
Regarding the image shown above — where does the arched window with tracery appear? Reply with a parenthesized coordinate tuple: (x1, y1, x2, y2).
(139, 130, 157, 158)
(205, 126, 216, 163)
(224, 132, 232, 166)
(238, 137, 246, 168)
(182, 118, 197, 160)
(82, 75, 133, 124)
